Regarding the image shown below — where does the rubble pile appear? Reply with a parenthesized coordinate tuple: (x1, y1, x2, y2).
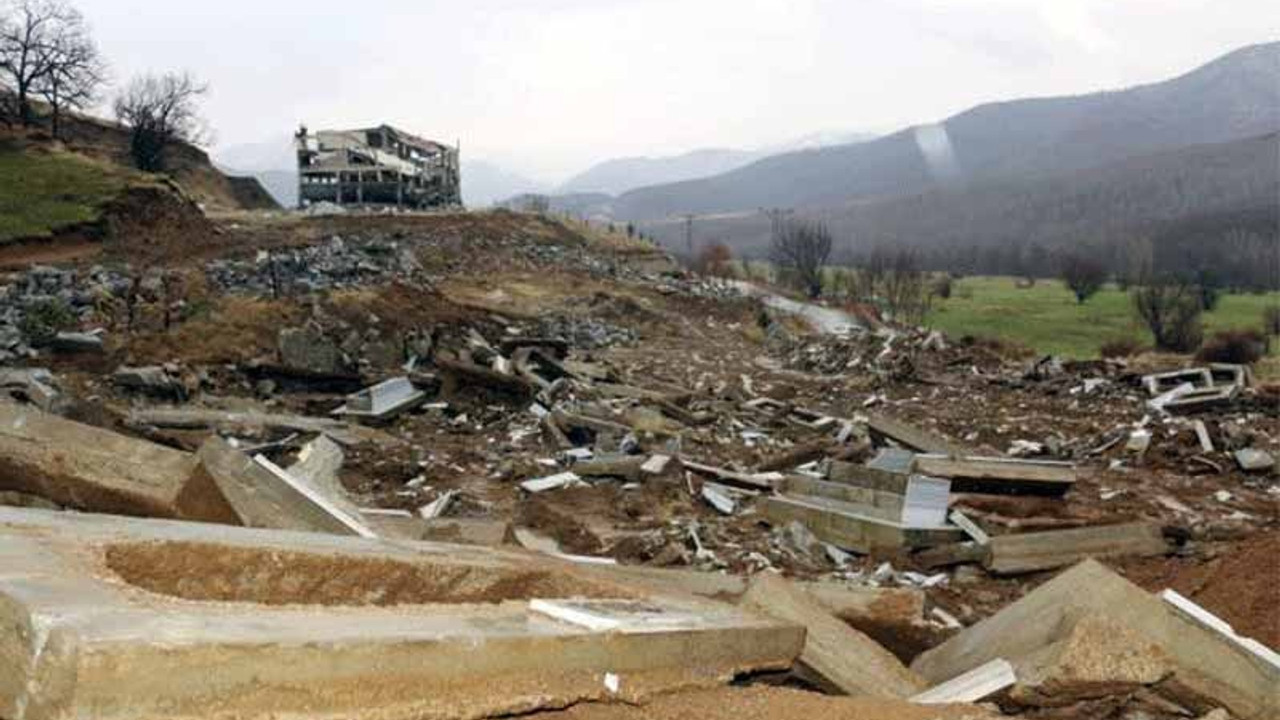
(0, 211, 1275, 720)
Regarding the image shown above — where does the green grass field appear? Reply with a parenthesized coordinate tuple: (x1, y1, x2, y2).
(0, 140, 130, 242)
(926, 276, 1279, 360)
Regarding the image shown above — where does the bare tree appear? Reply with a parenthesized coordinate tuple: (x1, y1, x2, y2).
(0, 0, 90, 126)
(32, 6, 103, 138)
(770, 218, 832, 299)
(1133, 275, 1203, 352)
(881, 248, 931, 323)
(1059, 253, 1107, 304)
(113, 71, 208, 172)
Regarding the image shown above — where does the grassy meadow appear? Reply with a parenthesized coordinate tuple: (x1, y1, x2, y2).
(926, 276, 1279, 362)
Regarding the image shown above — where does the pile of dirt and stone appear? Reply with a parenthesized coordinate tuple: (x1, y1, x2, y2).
(0, 210, 1274, 720)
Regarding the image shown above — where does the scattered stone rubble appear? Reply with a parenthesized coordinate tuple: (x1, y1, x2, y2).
(0, 214, 1274, 719)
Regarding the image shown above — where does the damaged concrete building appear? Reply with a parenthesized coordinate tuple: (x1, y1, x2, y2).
(295, 124, 461, 210)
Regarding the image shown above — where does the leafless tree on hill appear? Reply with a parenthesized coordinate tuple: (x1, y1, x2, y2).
(113, 71, 208, 172)
(770, 218, 832, 299)
(0, 0, 97, 127)
(32, 7, 104, 138)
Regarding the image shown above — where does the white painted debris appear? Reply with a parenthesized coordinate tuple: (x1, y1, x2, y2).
(930, 607, 963, 629)
(520, 472, 583, 494)
(530, 599, 622, 631)
(1125, 430, 1152, 454)
(911, 658, 1017, 705)
(603, 672, 621, 694)
(333, 377, 425, 419)
(1161, 589, 1280, 672)
(701, 483, 738, 515)
(1214, 490, 1234, 503)
(903, 475, 952, 528)
(640, 454, 672, 475)
(1007, 440, 1044, 458)
(1235, 448, 1275, 472)
(562, 447, 594, 462)
(949, 510, 990, 545)
(417, 490, 458, 519)
(253, 455, 378, 538)
(1148, 382, 1194, 412)
(1191, 420, 1214, 454)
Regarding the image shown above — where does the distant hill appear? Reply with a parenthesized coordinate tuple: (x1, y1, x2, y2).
(559, 148, 763, 196)
(462, 160, 547, 208)
(557, 131, 876, 197)
(615, 42, 1280, 221)
(643, 131, 1280, 288)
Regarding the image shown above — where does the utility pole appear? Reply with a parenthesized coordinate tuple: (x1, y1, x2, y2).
(683, 214, 695, 259)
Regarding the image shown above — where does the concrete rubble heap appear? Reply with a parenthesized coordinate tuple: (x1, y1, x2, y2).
(0, 211, 1275, 719)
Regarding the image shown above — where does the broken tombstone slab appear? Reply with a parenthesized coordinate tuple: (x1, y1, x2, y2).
(760, 494, 963, 554)
(49, 329, 104, 353)
(333, 377, 427, 421)
(113, 365, 189, 401)
(0, 367, 62, 412)
(912, 560, 1279, 720)
(910, 658, 1017, 705)
(983, 521, 1170, 575)
(278, 324, 345, 374)
(0, 400, 239, 523)
(1234, 448, 1275, 473)
(740, 573, 925, 698)
(0, 507, 803, 720)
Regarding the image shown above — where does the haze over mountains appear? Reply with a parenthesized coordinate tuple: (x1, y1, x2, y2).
(625, 41, 1278, 278)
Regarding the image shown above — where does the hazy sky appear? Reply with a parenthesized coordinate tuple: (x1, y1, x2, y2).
(76, 0, 1278, 182)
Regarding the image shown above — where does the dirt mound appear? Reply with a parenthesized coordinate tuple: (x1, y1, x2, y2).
(99, 184, 220, 265)
(1120, 531, 1280, 650)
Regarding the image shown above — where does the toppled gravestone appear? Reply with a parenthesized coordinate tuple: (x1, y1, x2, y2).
(113, 365, 189, 402)
(278, 324, 345, 374)
(912, 560, 1279, 720)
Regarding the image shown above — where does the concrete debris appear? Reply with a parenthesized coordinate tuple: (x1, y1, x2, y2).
(760, 494, 963, 554)
(521, 471, 584, 494)
(740, 573, 926, 698)
(334, 376, 427, 421)
(948, 510, 990, 546)
(913, 560, 1280, 720)
(113, 365, 189, 401)
(128, 407, 390, 447)
(0, 367, 62, 411)
(0, 507, 802, 720)
(983, 521, 1170, 575)
(1233, 448, 1275, 472)
(910, 658, 1017, 705)
(1160, 589, 1280, 673)
(701, 482, 738, 515)
(911, 455, 1077, 496)
(0, 400, 238, 522)
(418, 489, 458, 519)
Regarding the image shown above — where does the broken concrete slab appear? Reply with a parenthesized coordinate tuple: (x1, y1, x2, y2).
(112, 365, 188, 401)
(1160, 590, 1280, 673)
(865, 412, 971, 456)
(911, 455, 1077, 496)
(912, 560, 1279, 720)
(573, 453, 648, 482)
(0, 367, 62, 412)
(0, 507, 803, 720)
(984, 521, 1170, 575)
(682, 459, 783, 491)
(785, 473, 951, 527)
(0, 400, 238, 522)
(192, 437, 376, 537)
(701, 482, 738, 515)
(741, 573, 926, 698)
(1234, 448, 1275, 472)
(521, 471, 585, 494)
(278, 324, 345, 374)
(911, 658, 1017, 705)
(333, 376, 427, 422)
(1144, 368, 1213, 396)
(287, 435, 346, 496)
(760, 494, 964, 554)
(127, 406, 392, 446)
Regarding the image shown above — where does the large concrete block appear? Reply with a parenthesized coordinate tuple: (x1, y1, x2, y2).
(911, 560, 1279, 720)
(0, 401, 237, 523)
(0, 508, 803, 720)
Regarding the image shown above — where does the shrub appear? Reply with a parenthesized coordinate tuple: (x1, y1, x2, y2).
(931, 275, 953, 300)
(1100, 337, 1143, 359)
(19, 298, 77, 345)
(1133, 279, 1203, 353)
(1264, 306, 1280, 336)
(1196, 330, 1268, 365)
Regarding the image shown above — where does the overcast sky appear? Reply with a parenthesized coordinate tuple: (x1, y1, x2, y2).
(76, 0, 1278, 183)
